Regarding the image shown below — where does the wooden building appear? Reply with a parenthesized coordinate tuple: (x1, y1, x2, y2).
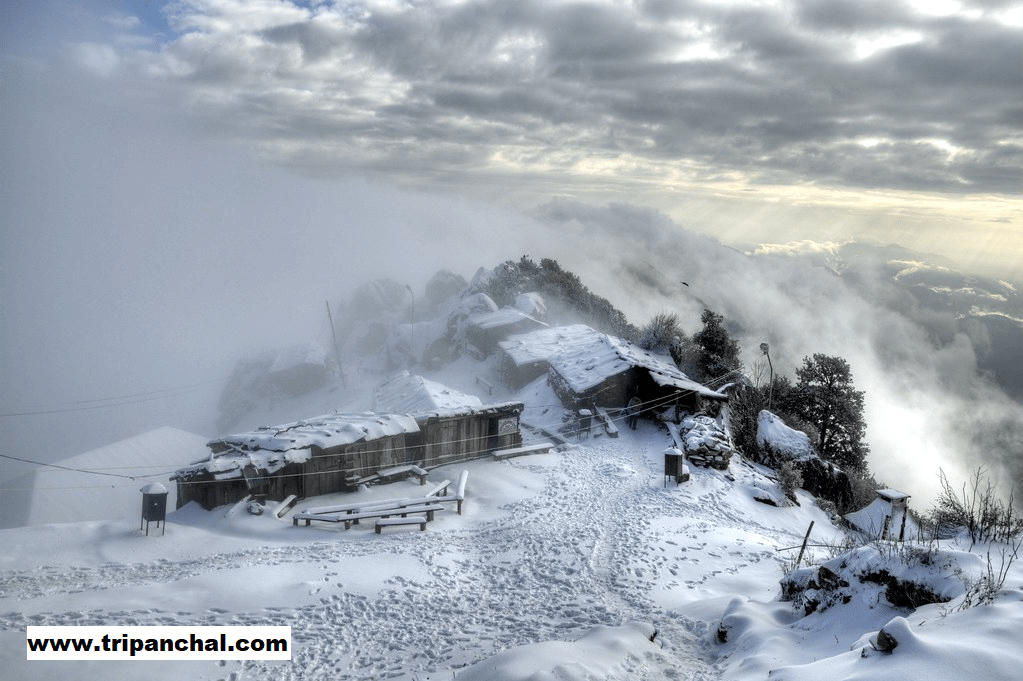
(373, 371, 524, 467)
(464, 307, 548, 357)
(844, 488, 916, 541)
(499, 324, 727, 413)
(172, 412, 419, 510)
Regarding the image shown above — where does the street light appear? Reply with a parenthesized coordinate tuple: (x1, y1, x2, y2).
(760, 342, 773, 410)
(406, 284, 415, 366)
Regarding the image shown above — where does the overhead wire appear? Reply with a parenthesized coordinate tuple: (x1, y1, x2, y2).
(0, 377, 224, 418)
(4, 365, 741, 493)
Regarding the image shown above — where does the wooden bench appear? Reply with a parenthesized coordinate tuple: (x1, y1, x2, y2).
(356, 464, 429, 487)
(375, 516, 428, 533)
(273, 495, 299, 518)
(294, 503, 445, 529)
(492, 442, 553, 460)
(424, 479, 452, 497)
(298, 497, 411, 517)
(429, 469, 469, 514)
(475, 375, 494, 395)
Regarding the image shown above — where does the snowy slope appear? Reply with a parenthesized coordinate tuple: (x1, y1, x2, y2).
(3, 408, 1021, 681)
(2, 347, 1022, 681)
(24, 426, 208, 526)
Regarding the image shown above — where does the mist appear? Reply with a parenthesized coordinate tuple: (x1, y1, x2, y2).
(0, 64, 543, 508)
(523, 201, 1023, 508)
(3, 40, 1021, 528)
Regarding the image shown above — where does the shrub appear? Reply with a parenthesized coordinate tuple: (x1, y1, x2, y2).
(725, 382, 766, 461)
(778, 460, 804, 504)
(637, 311, 684, 353)
(927, 467, 1023, 545)
(845, 466, 884, 515)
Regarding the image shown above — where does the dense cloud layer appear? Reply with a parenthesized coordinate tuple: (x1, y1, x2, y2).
(526, 201, 1023, 505)
(52, 0, 1019, 198)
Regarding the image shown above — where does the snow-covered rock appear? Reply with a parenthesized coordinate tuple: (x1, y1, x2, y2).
(757, 410, 814, 461)
(680, 414, 735, 469)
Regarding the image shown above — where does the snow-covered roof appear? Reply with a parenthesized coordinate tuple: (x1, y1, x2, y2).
(845, 496, 919, 539)
(499, 324, 726, 399)
(374, 371, 524, 420)
(374, 371, 483, 414)
(468, 306, 547, 331)
(877, 488, 911, 502)
(210, 412, 418, 453)
(26, 426, 207, 526)
(499, 323, 596, 367)
(173, 412, 419, 481)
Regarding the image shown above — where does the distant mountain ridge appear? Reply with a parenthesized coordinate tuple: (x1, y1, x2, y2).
(754, 240, 1023, 402)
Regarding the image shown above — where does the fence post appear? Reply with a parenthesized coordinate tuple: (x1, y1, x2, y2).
(795, 520, 815, 567)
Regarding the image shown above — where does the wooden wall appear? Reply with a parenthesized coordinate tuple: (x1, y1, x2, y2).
(176, 433, 409, 510)
(422, 415, 489, 467)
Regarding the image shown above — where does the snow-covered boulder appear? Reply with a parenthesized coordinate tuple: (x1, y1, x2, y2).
(757, 410, 814, 461)
(347, 278, 410, 317)
(268, 343, 330, 397)
(514, 291, 547, 320)
(778, 544, 966, 616)
(756, 410, 852, 509)
(424, 268, 468, 309)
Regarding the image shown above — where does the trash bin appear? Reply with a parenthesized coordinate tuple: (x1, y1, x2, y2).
(663, 447, 687, 486)
(140, 482, 168, 536)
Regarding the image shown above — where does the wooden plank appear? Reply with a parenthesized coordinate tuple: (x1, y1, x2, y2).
(376, 516, 428, 533)
(273, 495, 299, 519)
(492, 442, 553, 460)
(520, 420, 568, 446)
(594, 407, 619, 438)
(301, 497, 410, 516)
(424, 480, 452, 497)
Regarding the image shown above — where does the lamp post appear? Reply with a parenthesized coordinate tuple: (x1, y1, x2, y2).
(406, 284, 415, 366)
(760, 342, 773, 410)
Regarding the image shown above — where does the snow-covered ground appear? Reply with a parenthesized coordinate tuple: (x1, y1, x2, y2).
(4, 344, 1023, 680)
(3, 408, 1022, 680)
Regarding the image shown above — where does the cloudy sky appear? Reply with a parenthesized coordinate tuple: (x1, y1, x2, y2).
(4, 0, 1021, 268)
(1, 0, 1021, 508)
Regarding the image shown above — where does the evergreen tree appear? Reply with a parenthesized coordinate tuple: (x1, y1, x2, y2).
(692, 309, 742, 383)
(785, 354, 868, 469)
(474, 256, 638, 339)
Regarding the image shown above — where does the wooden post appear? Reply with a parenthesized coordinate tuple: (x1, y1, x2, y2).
(326, 301, 347, 387)
(795, 520, 815, 567)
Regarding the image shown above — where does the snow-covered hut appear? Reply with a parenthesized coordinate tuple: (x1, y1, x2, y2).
(465, 307, 548, 357)
(172, 412, 419, 510)
(373, 371, 523, 467)
(498, 324, 727, 413)
(845, 488, 916, 541)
